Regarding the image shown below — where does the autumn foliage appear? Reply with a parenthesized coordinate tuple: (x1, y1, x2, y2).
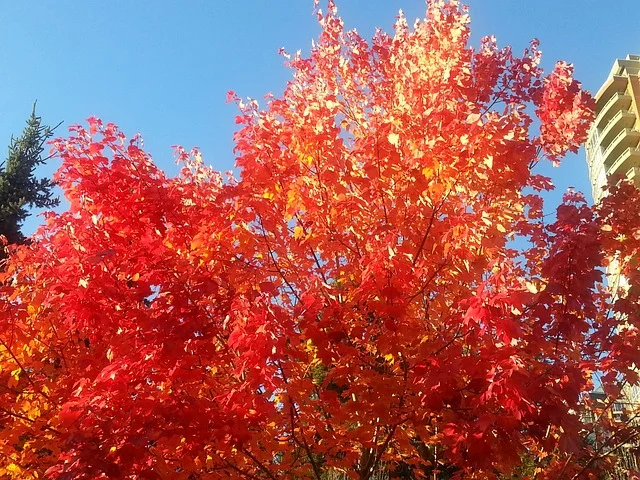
(2, 1, 640, 478)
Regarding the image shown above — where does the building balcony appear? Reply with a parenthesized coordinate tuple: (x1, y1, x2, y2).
(607, 147, 640, 178)
(595, 75, 629, 109)
(590, 159, 608, 203)
(599, 110, 637, 151)
(603, 129, 640, 169)
(594, 92, 632, 130)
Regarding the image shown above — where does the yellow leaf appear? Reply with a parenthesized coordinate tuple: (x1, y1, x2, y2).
(387, 132, 400, 146)
(293, 226, 304, 240)
(467, 113, 481, 124)
(326, 100, 339, 110)
(525, 281, 538, 294)
(485, 155, 494, 169)
(422, 166, 435, 179)
(496, 224, 507, 233)
(131, 272, 140, 282)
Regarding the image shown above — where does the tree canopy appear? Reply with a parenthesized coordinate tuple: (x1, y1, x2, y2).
(0, 105, 59, 250)
(2, 1, 639, 479)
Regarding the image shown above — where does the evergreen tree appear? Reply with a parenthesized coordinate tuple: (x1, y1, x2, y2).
(0, 105, 59, 249)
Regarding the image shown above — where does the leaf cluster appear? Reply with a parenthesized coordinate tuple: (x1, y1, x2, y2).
(1, 2, 639, 480)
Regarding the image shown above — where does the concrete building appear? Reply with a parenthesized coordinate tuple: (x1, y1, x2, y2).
(586, 54, 640, 204)
(584, 55, 640, 478)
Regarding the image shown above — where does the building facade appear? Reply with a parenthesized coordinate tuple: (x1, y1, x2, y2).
(584, 55, 640, 479)
(585, 54, 640, 332)
(586, 54, 640, 204)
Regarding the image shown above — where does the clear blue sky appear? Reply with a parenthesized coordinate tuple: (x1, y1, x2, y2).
(1, 1, 638, 234)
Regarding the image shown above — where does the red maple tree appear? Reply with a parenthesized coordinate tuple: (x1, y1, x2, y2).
(1, 1, 639, 479)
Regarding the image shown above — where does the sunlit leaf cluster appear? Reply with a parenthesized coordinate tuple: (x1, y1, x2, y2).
(2, 1, 639, 479)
